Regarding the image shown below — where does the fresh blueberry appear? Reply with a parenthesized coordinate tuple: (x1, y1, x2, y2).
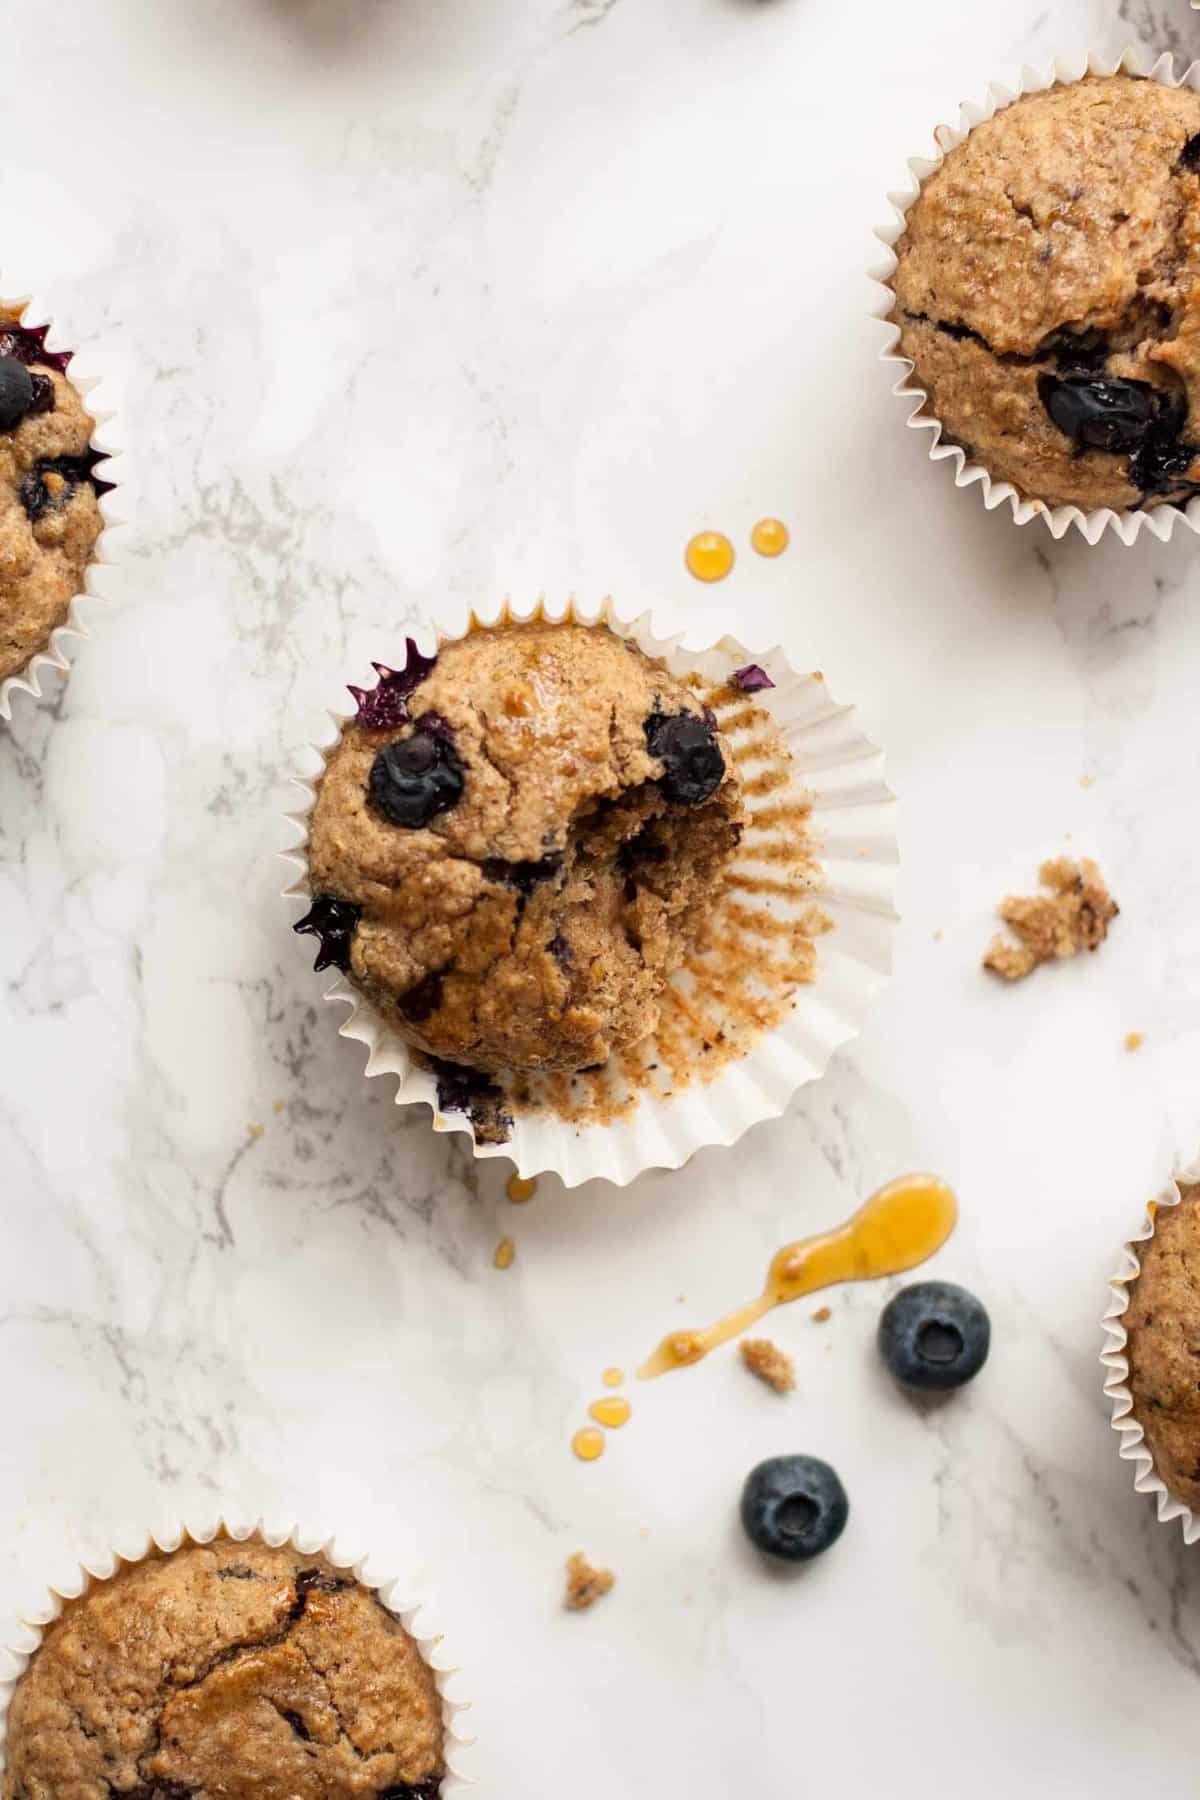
(369, 729, 465, 828)
(0, 355, 34, 430)
(739, 1454, 849, 1563)
(877, 1281, 990, 1392)
(644, 709, 725, 805)
(293, 893, 362, 973)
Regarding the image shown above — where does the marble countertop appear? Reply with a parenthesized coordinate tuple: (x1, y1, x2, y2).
(4, 0, 1200, 1792)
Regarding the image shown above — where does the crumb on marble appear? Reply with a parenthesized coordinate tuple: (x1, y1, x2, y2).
(247, 1121, 264, 1139)
(740, 1337, 795, 1392)
(1080, 774, 1094, 789)
(812, 1305, 832, 1324)
(983, 856, 1118, 982)
(272, 1097, 287, 1114)
(565, 1552, 614, 1612)
(933, 928, 943, 942)
(1125, 1031, 1145, 1053)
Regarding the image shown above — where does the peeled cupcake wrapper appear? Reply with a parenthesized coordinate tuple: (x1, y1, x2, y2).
(871, 45, 1200, 547)
(282, 596, 899, 1189)
(1101, 1152, 1200, 1543)
(0, 288, 123, 724)
(0, 1512, 472, 1789)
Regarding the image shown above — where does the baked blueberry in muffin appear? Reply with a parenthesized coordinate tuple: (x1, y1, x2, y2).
(0, 1536, 445, 1800)
(0, 309, 110, 684)
(296, 621, 744, 1077)
(890, 75, 1200, 512)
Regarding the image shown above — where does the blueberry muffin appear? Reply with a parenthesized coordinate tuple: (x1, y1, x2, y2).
(297, 621, 744, 1075)
(0, 310, 109, 685)
(890, 75, 1200, 512)
(1123, 1187, 1200, 1509)
(1, 1536, 445, 1800)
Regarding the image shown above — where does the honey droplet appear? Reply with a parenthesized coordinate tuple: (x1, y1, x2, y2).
(750, 517, 790, 558)
(506, 1174, 537, 1204)
(493, 1236, 515, 1270)
(603, 1367, 624, 1388)
(589, 1396, 632, 1429)
(572, 1428, 605, 1462)
(685, 531, 735, 583)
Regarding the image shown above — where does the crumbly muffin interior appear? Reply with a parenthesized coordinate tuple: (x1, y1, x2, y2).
(891, 75, 1200, 511)
(1124, 1187, 1200, 1510)
(0, 313, 107, 683)
(1, 1537, 444, 1800)
(303, 622, 744, 1076)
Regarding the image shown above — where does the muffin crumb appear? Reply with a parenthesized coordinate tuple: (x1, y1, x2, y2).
(1125, 1030, 1145, 1053)
(565, 1552, 614, 1611)
(493, 1236, 515, 1270)
(983, 856, 1118, 981)
(812, 1305, 832, 1324)
(740, 1337, 796, 1392)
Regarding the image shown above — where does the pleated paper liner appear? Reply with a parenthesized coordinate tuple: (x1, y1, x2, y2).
(0, 291, 122, 722)
(283, 598, 899, 1188)
(1102, 1153, 1200, 1543)
(872, 46, 1200, 546)
(0, 1513, 471, 1790)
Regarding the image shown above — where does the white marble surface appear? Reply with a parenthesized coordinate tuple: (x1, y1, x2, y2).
(4, 0, 1200, 1791)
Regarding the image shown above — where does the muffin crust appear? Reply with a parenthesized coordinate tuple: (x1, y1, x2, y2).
(1124, 1189, 1200, 1510)
(891, 75, 1200, 511)
(1, 1537, 444, 1800)
(304, 622, 744, 1075)
(0, 313, 106, 683)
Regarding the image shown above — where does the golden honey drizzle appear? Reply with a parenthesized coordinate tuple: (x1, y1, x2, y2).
(506, 1174, 537, 1204)
(588, 1396, 631, 1429)
(572, 1428, 605, 1462)
(684, 530, 735, 583)
(638, 1175, 958, 1379)
(750, 517, 790, 558)
(504, 675, 825, 1129)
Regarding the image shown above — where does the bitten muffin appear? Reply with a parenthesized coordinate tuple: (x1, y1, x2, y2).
(0, 309, 108, 684)
(1123, 1187, 1200, 1509)
(890, 74, 1200, 512)
(296, 621, 744, 1076)
(1, 1536, 445, 1800)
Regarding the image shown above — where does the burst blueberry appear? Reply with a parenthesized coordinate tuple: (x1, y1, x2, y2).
(369, 728, 465, 828)
(293, 893, 362, 973)
(877, 1280, 990, 1392)
(644, 709, 725, 805)
(348, 640, 439, 731)
(740, 1454, 849, 1563)
(0, 355, 34, 431)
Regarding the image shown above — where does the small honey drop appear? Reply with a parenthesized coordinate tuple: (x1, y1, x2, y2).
(685, 530, 735, 583)
(506, 1174, 537, 1204)
(750, 517, 790, 558)
(603, 1367, 624, 1388)
(572, 1428, 605, 1462)
(493, 1236, 515, 1270)
(589, 1396, 632, 1429)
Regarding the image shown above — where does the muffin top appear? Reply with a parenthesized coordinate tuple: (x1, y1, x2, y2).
(0, 311, 107, 684)
(1, 1537, 445, 1800)
(1123, 1187, 1200, 1509)
(300, 621, 744, 1076)
(891, 74, 1200, 512)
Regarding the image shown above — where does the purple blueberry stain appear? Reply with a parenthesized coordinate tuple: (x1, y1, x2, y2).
(731, 663, 775, 693)
(430, 1058, 512, 1145)
(19, 448, 113, 522)
(349, 640, 438, 730)
(0, 320, 72, 373)
(293, 893, 362, 973)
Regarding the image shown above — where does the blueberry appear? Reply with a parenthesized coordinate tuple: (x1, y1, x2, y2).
(369, 729, 465, 828)
(377, 1784, 442, 1800)
(731, 663, 775, 693)
(481, 853, 563, 895)
(1038, 373, 1164, 453)
(0, 355, 34, 430)
(430, 1057, 512, 1145)
(877, 1281, 990, 1392)
(1182, 132, 1200, 171)
(644, 709, 725, 805)
(348, 640, 439, 731)
(739, 1454, 849, 1563)
(19, 449, 113, 521)
(293, 893, 362, 973)
(398, 969, 443, 1022)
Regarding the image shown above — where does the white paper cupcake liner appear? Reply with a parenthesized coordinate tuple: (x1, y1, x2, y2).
(1102, 1152, 1200, 1541)
(282, 597, 899, 1189)
(0, 290, 123, 724)
(0, 1511, 472, 1790)
(872, 46, 1200, 546)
